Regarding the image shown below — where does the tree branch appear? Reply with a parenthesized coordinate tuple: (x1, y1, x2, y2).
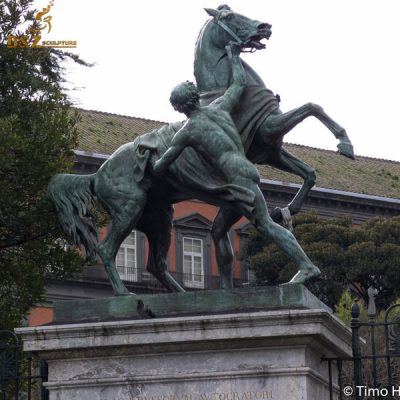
(0, 232, 48, 250)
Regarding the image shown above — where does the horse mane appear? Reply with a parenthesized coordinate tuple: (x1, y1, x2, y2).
(193, 19, 212, 78)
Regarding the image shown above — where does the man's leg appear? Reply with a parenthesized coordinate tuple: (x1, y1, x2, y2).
(243, 181, 320, 284)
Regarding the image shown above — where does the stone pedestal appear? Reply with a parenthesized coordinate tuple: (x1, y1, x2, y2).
(17, 308, 352, 400)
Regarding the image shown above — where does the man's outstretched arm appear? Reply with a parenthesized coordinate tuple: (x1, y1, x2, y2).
(153, 125, 191, 176)
(213, 42, 247, 113)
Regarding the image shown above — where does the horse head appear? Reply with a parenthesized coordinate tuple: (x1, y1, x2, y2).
(204, 5, 272, 51)
(195, 5, 271, 91)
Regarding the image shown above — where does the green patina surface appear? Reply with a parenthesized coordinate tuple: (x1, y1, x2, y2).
(54, 295, 138, 324)
(53, 284, 331, 324)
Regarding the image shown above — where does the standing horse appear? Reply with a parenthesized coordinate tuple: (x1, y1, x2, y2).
(195, 5, 355, 288)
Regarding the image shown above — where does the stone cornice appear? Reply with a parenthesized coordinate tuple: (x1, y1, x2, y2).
(260, 179, 400, 210)
(16, 309, 352, 358)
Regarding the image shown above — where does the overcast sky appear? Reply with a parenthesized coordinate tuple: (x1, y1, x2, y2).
(37, 0, 400, 163)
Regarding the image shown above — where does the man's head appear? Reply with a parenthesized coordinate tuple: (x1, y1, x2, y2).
(170, 81, 200, 115)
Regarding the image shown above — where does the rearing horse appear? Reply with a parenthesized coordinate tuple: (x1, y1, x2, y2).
(195, 5, 355, 288)
(48, 5, 354, 296)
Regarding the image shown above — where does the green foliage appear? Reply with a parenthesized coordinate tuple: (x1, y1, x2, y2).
(334, 289, 369, 325)
(241, 211, 400, 309)
(0, 0, 89, 329)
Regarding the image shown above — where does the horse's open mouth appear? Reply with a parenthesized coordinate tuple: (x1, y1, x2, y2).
(243, 32, 271, 51)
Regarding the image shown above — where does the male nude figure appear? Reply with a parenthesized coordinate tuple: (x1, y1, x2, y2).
(154, 43, 320, 284)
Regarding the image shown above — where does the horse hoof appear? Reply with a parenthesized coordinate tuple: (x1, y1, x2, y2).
(337, 141, 355, 160)
(270, 207, 293, 231)
(270, 207, 283, 223)
(280, 207, 293, 232)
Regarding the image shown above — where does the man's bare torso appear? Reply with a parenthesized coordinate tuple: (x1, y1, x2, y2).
(181, 106, 260, 184)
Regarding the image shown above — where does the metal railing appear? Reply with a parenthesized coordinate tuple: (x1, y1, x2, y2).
(0, 330, 48, 400)
(122, 266, 250, 291)
(323, 290, 400, 400)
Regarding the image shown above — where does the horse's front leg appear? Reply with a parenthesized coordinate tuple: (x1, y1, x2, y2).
(268, 148, 316, 223)
(263, 103, 355, 159)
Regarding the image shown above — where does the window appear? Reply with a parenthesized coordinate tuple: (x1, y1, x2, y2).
(174, 213, 212, 289)
(183, 237, 204, 288)
(116, 231, 137, 281)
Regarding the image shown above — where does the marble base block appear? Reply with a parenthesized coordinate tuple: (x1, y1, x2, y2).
(16, 309, 351, 400)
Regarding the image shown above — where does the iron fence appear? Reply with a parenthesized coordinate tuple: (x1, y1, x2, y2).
(0, 330, 48, 400)
(323, 290, 400, 400)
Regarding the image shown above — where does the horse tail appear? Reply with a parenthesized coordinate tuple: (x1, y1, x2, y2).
(48, 173, 98, 260)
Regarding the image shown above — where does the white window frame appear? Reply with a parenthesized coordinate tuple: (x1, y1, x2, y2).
(182, 236, 204, 289)
(116, 231, 137, 282)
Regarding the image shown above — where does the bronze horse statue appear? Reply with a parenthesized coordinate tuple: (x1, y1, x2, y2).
(48, 5, 354, 295)
(196, 5, 354, 288)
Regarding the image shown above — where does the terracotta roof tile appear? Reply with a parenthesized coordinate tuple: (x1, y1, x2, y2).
(75, 108, 400, 199)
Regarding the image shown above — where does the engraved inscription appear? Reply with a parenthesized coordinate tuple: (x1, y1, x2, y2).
(133, 390, 273, 400)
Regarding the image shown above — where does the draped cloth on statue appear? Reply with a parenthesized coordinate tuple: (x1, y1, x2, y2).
(200, 84, 280, 155)
(134, 122, 256, 216)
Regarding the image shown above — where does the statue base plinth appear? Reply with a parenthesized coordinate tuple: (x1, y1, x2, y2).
(16, 308, 351, 400)
(52, 284, 331, 324)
